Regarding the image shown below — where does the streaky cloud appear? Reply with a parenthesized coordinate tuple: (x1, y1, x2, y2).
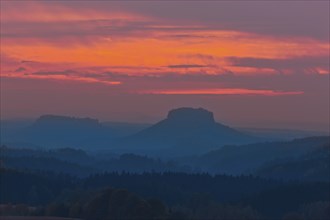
(139, 88, 304, 96)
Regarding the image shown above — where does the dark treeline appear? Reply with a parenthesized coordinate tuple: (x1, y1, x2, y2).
(1, 168, 329, 219)
(1, 168, 277, 205)
(83, 172, 278, 205)
(1, 146, 189, 177)
(2, 137, 329, 182)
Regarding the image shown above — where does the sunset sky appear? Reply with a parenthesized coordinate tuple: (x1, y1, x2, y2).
(1, 1, 329, 131)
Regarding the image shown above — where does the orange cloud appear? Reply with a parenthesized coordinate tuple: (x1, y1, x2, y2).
(2, 32, 328, 72)
(141, 88, 304, 96)
(1, 0, 329, 84)
(1, 70, 121, 86)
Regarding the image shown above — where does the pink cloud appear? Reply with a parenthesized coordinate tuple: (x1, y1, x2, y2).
(139, 88, 304, 96)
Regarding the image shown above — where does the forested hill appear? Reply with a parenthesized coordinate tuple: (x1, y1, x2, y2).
(1, 168, 329, 219)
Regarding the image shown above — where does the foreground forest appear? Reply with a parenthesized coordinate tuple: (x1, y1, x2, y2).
(1, 168, 329, 220)
(1, 136, 330, 220)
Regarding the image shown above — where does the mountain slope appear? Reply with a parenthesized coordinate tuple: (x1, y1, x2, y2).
(193, 136, 330, 175)
(116, 108, 258, 156)
(255, 143, 330, 181)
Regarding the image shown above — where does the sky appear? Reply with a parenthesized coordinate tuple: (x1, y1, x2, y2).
(1, 0, 329, 131)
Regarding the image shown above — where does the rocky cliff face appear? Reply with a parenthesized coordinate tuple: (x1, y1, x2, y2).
(166, 108, 215, 125)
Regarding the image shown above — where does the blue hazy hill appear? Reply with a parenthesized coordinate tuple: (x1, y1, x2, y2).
(114, 107, 259, 156)
(4, 115, 112, 148)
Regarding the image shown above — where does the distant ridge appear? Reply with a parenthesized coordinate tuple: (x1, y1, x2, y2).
(37, 114, 99, 123)
(35, 114, 100, 126)
(117, 107, 258, 155)
(12, 115, 111, 148)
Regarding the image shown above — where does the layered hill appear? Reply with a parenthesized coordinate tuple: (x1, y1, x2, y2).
(192, 136, 330, 175)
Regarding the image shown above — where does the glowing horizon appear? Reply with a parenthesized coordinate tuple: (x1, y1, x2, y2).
(1, 1, 329, 131)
